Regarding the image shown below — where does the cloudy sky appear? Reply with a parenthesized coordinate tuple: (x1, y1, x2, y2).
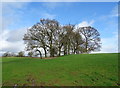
(0, 2, 119, 55)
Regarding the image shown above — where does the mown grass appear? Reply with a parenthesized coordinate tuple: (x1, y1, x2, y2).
(2, 53, 119, 86)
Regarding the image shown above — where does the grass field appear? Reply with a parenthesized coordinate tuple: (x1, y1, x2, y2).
(2, 53, 119, 86)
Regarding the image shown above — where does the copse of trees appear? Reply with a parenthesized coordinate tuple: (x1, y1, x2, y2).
(23, 19, 101, 58)
(2, 52, 16, 57)
(17, 51, 24, 57)
(2, 51, 25, 57)
(28, 51, 33, 57)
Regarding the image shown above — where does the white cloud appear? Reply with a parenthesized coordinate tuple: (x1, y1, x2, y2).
(100, 38, 118, 53)
(1, 2, 57, 56)
(2, 2, 28, 9)
(91, 5, 118, 53)
(0, 30, 9, 50)
(100, 5, 119, 19)
(7, 28, 27, 42)
(111, 5, 119, 17)
(76, 20, 118, 54)
(0, 28, 27, 56)
(92, 33, 118, 53)
(2, 2, 56, 30)
(76, 20, 94, 27)
(2, 2, 28, 30)
(0, 3, 29, 56)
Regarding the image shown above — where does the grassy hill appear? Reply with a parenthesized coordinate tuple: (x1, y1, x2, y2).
(2, 53, 119, 86)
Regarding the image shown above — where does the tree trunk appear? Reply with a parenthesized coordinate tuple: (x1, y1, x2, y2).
(49, 34, 54, 57)
(76, 45, 79, 54)
(85, 37, 88, 53)
(36, 49, 42, 59)
(64, 46, 67, 55)
(50, 48, 52, 57)
(50, 47, 55, 57)
(68, 45, 70, 55)
(73, 45, 76, 54)
(43, 47, 47, 58)
(58, 47, 61, 56)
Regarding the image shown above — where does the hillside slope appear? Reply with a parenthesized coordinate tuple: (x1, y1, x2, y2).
(2, 53, 118, 86)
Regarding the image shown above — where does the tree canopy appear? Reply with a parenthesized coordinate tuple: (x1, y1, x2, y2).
(23, 19, 101, 58)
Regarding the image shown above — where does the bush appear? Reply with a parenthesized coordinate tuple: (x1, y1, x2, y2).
(28, 51, 33, 57)
(18, 51, 24, 57)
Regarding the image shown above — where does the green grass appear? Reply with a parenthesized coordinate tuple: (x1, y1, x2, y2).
(2, 53, 119, 86)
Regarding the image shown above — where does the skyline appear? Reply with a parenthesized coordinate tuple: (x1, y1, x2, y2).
(0, 2, 119, 55)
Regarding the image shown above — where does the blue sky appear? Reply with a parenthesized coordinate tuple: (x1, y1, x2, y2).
(0, 2, 119, 55)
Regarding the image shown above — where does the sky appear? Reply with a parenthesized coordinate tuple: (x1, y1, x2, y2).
(0, 2, 119, 55)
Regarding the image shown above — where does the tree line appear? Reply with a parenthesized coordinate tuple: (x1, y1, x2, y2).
(2, 51, 24, 57)
(2, 51, 39, 57)
(23, 18, 101, 58)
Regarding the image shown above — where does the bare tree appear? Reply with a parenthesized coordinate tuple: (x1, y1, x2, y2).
(23, 19, 60, 57)
(23, 19, 101, 57)
(61, 24, 75, 55)
(77, 26, 101, 53)
(72, 31, 84, 54)
(23, 23, 47, 58)
(40, 19, 60, 57)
